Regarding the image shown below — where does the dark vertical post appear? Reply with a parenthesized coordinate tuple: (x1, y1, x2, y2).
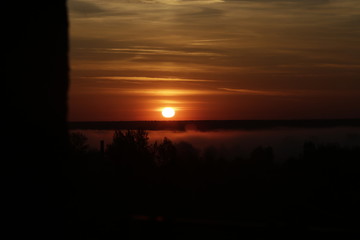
(100, 140, 105, 157)
(5, 1, 69, 239)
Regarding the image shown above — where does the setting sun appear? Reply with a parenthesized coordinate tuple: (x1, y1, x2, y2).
(162, 107, 175, 118)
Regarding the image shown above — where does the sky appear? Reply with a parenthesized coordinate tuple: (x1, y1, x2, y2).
(68, 0, 360, 121)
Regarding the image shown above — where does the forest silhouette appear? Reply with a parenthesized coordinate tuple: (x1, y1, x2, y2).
(67, 129, 360, 239)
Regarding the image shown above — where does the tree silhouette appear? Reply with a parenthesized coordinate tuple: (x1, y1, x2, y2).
(106, 129, 155, 183)
(250, 145, 274, 167)
(107, 130, 150, 160)
(175, 141, 200, 166)
(203, 145, 218, 165)
(69, 132, 89, 155)
(152, 137, 177, 167)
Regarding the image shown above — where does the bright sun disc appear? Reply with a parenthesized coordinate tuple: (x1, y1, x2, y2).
(162, 107, 175, 118)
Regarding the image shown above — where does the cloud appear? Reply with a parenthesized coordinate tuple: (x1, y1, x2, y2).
(69, 0, 360, 97)
(136, 0, 224, 5)
(219, 88, 295, 96)
(119, 88, 221, 96)
(105, 47, 224, 57)
(80, 76, 215, 83)
(68, 0, 105, 14)
(316, 64, 360, 69)
(218, 88, 360, 97)
(224, 0, 331, 4)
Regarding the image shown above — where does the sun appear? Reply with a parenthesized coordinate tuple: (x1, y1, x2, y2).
(162, 107, 175, 118)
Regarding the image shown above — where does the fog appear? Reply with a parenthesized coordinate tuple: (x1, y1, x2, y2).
(72, 127, 360, 163)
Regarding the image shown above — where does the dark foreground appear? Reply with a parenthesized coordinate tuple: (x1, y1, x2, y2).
(64, 130, 360, 239)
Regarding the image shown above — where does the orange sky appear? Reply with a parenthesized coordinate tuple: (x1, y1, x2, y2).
(68, 0, 360, 121)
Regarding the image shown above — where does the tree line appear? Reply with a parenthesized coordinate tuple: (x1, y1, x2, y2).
(67, 129, 360, 238)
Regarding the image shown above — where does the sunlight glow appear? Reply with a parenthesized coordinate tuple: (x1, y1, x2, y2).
(162, 107, 175, 118)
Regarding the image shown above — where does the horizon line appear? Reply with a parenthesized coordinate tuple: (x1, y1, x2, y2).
(68, 118, 360, 123)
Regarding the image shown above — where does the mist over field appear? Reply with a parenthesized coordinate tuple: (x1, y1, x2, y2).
(72, 126, 360, 162)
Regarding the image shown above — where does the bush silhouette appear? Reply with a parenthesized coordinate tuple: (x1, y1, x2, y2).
(107, 130, 151, 161)
(250, 145, 274, 167)
(69, 132, 89, 155)
(105, 129, 156, 185)
(152, 137, 177, 167)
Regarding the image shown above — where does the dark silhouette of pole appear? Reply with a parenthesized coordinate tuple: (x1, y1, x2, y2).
(5, 1, 70, 239)
(100, 140, 105, 157)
